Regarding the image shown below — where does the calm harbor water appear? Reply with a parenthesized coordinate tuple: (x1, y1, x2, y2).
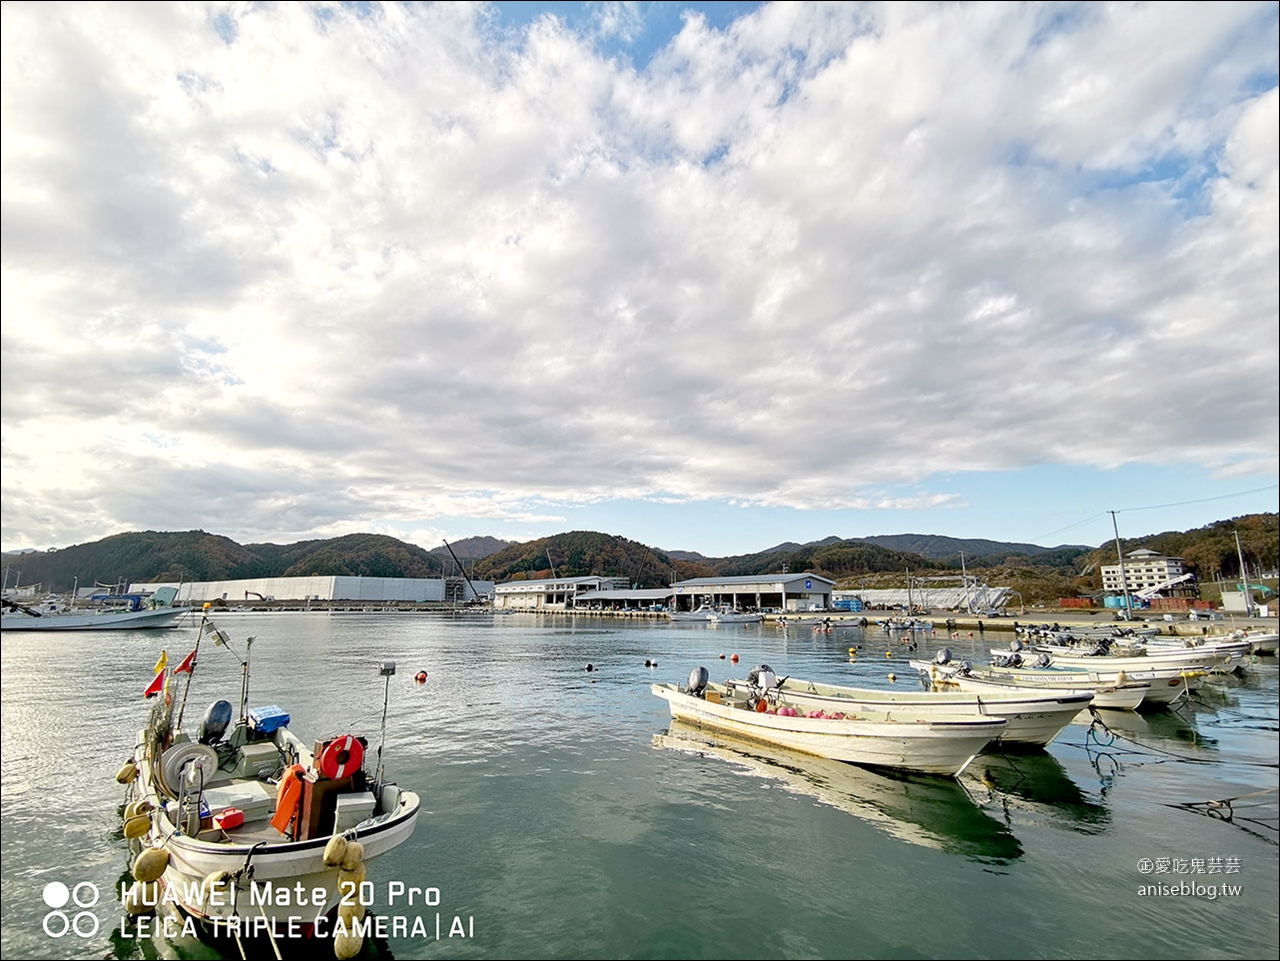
(2, 613, 1277, 960)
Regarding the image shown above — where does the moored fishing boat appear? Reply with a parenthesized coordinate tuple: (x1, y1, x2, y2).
(115, 610, 420, 957)
(913, 653, 1200, 708)
(942, 670, 1149, 712)
(722, 670, 1092, 747)
(2, 587, 190, 631)
(652, 669, 1005, 777)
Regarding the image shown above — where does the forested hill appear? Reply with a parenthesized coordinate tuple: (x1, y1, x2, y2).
(4, 531, 448, 592)
(472, 532, 676, 588)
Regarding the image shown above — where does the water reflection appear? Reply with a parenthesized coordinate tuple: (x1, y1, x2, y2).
(654, 720, 1023, 863)
(961, 751, 1110, 833)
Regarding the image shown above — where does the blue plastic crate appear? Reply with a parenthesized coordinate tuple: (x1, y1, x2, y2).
(248, 705, 291, 734)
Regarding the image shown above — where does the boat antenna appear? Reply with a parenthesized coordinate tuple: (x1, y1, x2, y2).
(374, 660, 396, 786)
(175, 604, 212, 731)
(212, 631, 256, 723)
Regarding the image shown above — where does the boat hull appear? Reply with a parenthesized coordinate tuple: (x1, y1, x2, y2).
(746, 678, 1091, 747)
(948, 673, 1148, 712)
(1, 606, 190, 631)
(652, 684, 1004, 777)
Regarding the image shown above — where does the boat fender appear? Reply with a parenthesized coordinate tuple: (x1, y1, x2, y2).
(318, 736, 366, 781)
(123, 880, 158, 916)
(338, 899, 366, 925)
(132, 846, 169, 883)
(334, 929, 364, 961)
(323, 835, 349, 868)
(340, 840, 365, 872)
(116, 761, 138, 784)
(338, 861, 367, 889)
(200, 870, 232, 901)
(270, 764, 307, 836)
(124, 814, 152, 840)
(124, 798, 153, 819)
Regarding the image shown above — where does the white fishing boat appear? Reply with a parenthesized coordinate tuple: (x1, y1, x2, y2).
(666, 604, 716, 622)
(2, 587, 190, 631)
(668, 605, 761, 624)
(938, 670, 1149, 712)
(722, 669, 1091, 747)
(652, 670, 1005, 777)
(914, 654, 1200, 708)
(708, 610, 763, 624)
(116, 611, 420, 956)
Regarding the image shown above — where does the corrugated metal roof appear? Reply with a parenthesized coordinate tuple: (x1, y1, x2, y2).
(671, 573, 835, 588)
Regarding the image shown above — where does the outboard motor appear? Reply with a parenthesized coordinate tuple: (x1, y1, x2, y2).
(933, 648, 952, 666)
(198, 699, 233, 745)
(746, 664, 778, 694)
(687, 667, 710, 699)
(1010, 639, 1024, 653)
(958, 660, 973, 675)
(1034, 653, 1052, 669)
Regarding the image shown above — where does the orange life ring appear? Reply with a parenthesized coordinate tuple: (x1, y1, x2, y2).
(270, 764, 306, 836)
(318, 735, 365, 780)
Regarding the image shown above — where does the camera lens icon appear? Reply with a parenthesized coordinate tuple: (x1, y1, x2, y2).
(42, 881, 100, 938)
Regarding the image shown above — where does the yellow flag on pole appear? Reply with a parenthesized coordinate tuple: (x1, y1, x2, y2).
(153, 650, 168, 674)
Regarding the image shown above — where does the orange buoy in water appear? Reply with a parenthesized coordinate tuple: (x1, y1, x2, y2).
(414, 671, 427, 684)
(730, 653, 739, 663)
(719, 654, 726, 659)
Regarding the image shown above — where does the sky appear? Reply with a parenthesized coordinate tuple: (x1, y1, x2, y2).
(2, 1, 1277, 559)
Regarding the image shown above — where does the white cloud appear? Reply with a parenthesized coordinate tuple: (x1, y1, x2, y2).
(2, 1, 1276, 550)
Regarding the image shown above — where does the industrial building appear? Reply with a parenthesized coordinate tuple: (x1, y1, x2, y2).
(492, 576, 629, 610)
(1101, 548, 1194, 597)
(833, 585, 1014, 611)
(670, 573, 834, 612)
(131, 575, 495, 606)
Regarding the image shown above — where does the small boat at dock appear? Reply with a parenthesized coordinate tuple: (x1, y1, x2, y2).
(652, 668, 1005, 777)
(723, 671, 1092, 747)
(116, 610, 419, 956)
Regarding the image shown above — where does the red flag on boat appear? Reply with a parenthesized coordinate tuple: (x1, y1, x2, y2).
(143, 671, 165, 699)
(173, 648, 197, 675)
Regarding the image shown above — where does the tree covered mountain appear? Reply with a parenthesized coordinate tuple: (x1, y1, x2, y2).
(473, 532, 676, 588)
(4, 513, 1272, 598)
(4, 530, 447, 592)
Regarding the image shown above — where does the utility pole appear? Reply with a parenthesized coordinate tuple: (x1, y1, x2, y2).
(1109, 511, 1133, 620)
(1234, 530, 1254, 618)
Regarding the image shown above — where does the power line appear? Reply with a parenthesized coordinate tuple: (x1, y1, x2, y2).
(1116, 484, 1279, 514)
(1029, 484, 1277, 544)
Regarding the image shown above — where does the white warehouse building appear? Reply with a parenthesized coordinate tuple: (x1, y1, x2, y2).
(132, 575, 495, 604)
